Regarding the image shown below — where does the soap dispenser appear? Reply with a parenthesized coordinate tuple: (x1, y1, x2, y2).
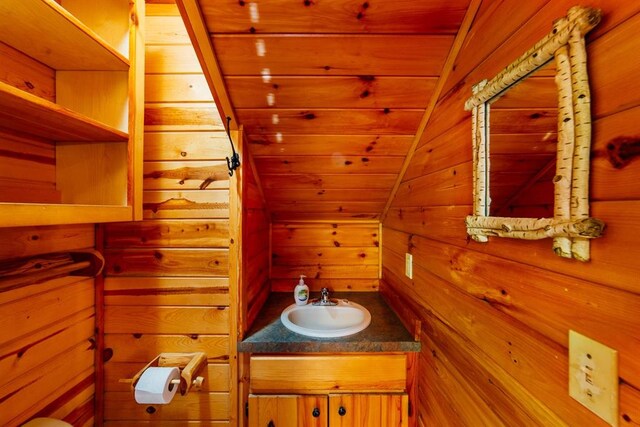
(294, 275, 309, 305)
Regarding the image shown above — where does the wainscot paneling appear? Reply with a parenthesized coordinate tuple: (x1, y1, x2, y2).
(382, 1, 640, 425)
(100, 3, 235, 424)
(0, 224, 96, 427)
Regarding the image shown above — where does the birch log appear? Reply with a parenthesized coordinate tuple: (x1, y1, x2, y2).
(471, 81, 488, 243)
(552, 45, 575, 258)
(568, 25, 594, 261)
(466, 216, 604, 240)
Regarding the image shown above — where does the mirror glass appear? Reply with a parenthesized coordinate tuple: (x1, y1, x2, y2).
(488, 60, 557, 218)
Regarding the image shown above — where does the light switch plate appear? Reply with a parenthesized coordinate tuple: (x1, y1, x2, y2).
(405, 253, 413, 279)
(568, 330, 619, 426)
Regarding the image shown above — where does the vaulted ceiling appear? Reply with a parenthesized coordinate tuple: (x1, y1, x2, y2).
(177, 0, 473, 220)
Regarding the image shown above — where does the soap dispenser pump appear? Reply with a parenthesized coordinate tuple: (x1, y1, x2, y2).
(294, 275, 309, 305)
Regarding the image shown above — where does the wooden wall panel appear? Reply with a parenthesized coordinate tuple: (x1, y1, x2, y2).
(240, 143, 270, 335)
(212, 35, 453, 77)
(382, 2, 640, 425)
(0, 42, 58, 204)
(202, 0, 468, 34)
(101, 3, 235, 424)
(270, 222, 380, 292)
(0, 225, 96, 427)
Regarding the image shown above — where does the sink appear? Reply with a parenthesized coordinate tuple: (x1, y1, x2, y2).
(280, 299, 371, 338)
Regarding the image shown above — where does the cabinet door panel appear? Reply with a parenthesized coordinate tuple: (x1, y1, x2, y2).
(249, 395, 327, 427)
(329, 394, 408, 427)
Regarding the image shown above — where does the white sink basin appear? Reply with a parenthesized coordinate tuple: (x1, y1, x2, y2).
(280, 299, 371, 338)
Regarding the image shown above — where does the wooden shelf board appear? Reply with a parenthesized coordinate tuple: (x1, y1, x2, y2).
(0, 0, 129, 71)
(0, 81, 129, 142)
(0, 204, 132, 227)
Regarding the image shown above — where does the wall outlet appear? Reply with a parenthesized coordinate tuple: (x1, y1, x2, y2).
(568, 330, 619, 426)
(405, 253, 413, 279)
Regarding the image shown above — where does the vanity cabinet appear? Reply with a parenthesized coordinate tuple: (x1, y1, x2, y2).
(0, 0, 144, 227)
(249, 393, 408, 427)
(247, 354, 409, 427)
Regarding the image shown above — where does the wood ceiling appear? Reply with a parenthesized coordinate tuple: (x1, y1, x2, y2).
(178, 0, 472, 220)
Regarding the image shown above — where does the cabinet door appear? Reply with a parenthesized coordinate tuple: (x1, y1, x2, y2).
(328, 394, 408, 427)
(249, 395, 328, 427)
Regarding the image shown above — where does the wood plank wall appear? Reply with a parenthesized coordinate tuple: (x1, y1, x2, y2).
(101, 2, 234, 424)
(242, 156, 270, 335)
(381, 1, 640, 426)
(270, 222, 380, 293)
(0, 42, 60, 204)
(0, 225, 96, 427)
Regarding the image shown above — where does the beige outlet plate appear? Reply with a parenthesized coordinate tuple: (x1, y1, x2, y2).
(568, 330, 619, 426)
(405, 253, 413, 279)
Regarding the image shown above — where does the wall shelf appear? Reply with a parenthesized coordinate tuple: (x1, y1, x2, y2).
(0, 0, 129, 71)
(0, 204, 132, 227)
(0, 0, 144, 227)
(0, 81, 129, 142)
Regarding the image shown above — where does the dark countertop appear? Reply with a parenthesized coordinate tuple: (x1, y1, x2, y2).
(238, 292, 421, 353)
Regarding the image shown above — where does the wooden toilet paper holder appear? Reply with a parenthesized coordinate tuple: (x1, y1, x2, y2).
(122, 352, 207, 396)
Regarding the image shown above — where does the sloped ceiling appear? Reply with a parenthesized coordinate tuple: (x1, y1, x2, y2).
(178, 0, 473, 220)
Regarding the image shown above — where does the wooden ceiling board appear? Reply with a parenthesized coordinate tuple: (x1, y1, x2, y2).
(254, 155, 404, 175)
(260, 174, 398, 190)
(268, 201, 386, 214)
(226, 76, 437, 109)
(202, 0, 469, 34)
(248, 135, 414, 157)
(212, 35, 454, 76)
(179, 0, 474, 220)
(235, 108, 423, 135)
(264, 188, 390, 202)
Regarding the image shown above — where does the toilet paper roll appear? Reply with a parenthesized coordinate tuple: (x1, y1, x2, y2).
(134, 366, 180, 404)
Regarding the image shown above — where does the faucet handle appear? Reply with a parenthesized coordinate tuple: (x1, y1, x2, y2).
(321, 287, 329, 295)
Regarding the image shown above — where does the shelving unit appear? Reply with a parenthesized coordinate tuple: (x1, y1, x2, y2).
(0, 0, 144, 227)
(0, 81, 129, 142)
(0, 0, 129, 70)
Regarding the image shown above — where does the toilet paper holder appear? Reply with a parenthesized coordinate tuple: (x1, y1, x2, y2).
(121, 352, 207, 396)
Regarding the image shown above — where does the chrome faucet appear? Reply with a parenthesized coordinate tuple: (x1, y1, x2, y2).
(312, 287, 337, 306)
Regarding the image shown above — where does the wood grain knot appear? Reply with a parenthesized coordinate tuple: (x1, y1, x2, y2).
(606, 136, 640, 169)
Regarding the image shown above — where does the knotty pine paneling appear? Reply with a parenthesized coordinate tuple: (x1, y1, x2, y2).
(270, 222, 380, 292)
(241, 149, 270, 334)
(101, 3, 236, 424)
(248, 134, 413, 157)
(144, 131, 240, 161)
(0, 43, 58, 204)
(382, 1, 640, 425)
(236, 108, 422, 136)
(0, 224, 96, 427)
(227, 76, 436, 109)
(202, 0, 469, 34)
(212, 35, 453, 77)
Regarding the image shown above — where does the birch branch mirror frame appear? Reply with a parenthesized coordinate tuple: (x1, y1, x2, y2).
(464, 6, 605, 262)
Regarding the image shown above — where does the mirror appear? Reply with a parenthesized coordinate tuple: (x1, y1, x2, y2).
(464, 6, 605, 262)
(489, 60, 557, 218)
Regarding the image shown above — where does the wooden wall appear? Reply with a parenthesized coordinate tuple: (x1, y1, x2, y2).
(270, 222, 380, 293)
(0, 225, 96, 427)
(101, 2, 234, 424)
(241, 155, 270, 335)
(382, 1, 640, 426)
(0, 42, 59, 204)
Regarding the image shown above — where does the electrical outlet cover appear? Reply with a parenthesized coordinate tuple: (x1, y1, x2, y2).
(568, 330, 619, 426)
(405, 253, 413, 279)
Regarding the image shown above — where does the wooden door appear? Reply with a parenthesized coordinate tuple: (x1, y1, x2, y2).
(248, 395, 328, 427)
(328, 394, 408, 427)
